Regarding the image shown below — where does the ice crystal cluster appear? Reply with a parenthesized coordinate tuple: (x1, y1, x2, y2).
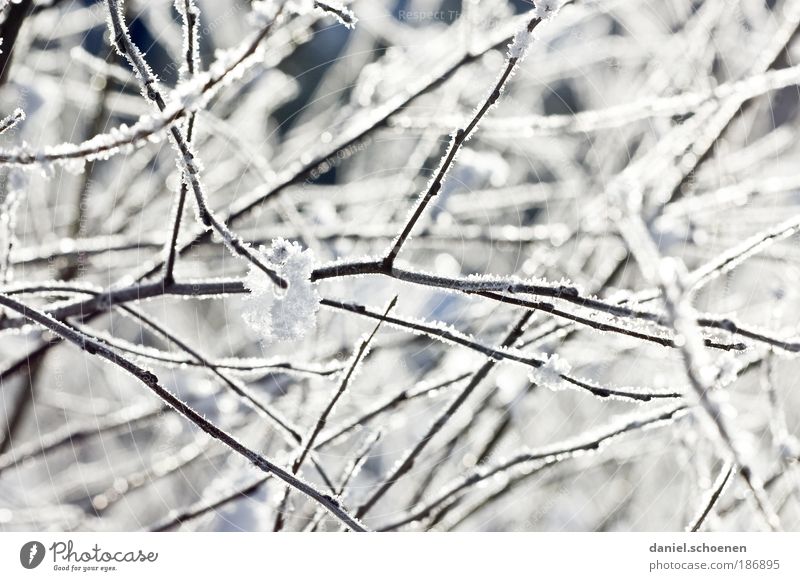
(533, 0, 561, 21)
(529, 354, 572, 391)
(243, 239, 320, 343)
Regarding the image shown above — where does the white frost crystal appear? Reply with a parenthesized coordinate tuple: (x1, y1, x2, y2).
(243, 239, 319, 343)
(508, 1, 562, 60)
(533, 0, 561, 20)
(508, 28, 532, 59)
(715, 353, 742, 387)
(528, 353, 572, 390)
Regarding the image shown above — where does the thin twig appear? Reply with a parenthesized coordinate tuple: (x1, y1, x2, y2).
(273, 296, 396, 531)
(687, 462, 734, 532)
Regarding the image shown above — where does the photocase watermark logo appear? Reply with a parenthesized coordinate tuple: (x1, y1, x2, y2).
(14, 539, 158, 573)
(19, 541, 46, 569)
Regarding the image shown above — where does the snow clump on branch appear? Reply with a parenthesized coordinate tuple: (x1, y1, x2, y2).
(243, 239, 320, 343)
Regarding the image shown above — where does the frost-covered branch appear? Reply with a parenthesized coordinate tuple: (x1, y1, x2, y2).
(273, 296, 395, 530)
(381, 6, 564, 270)
(615, 192, 783, 531)
(0, 291, 365, 531)
(105, 0, 286, 287)
(380, 404, 687, 531)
